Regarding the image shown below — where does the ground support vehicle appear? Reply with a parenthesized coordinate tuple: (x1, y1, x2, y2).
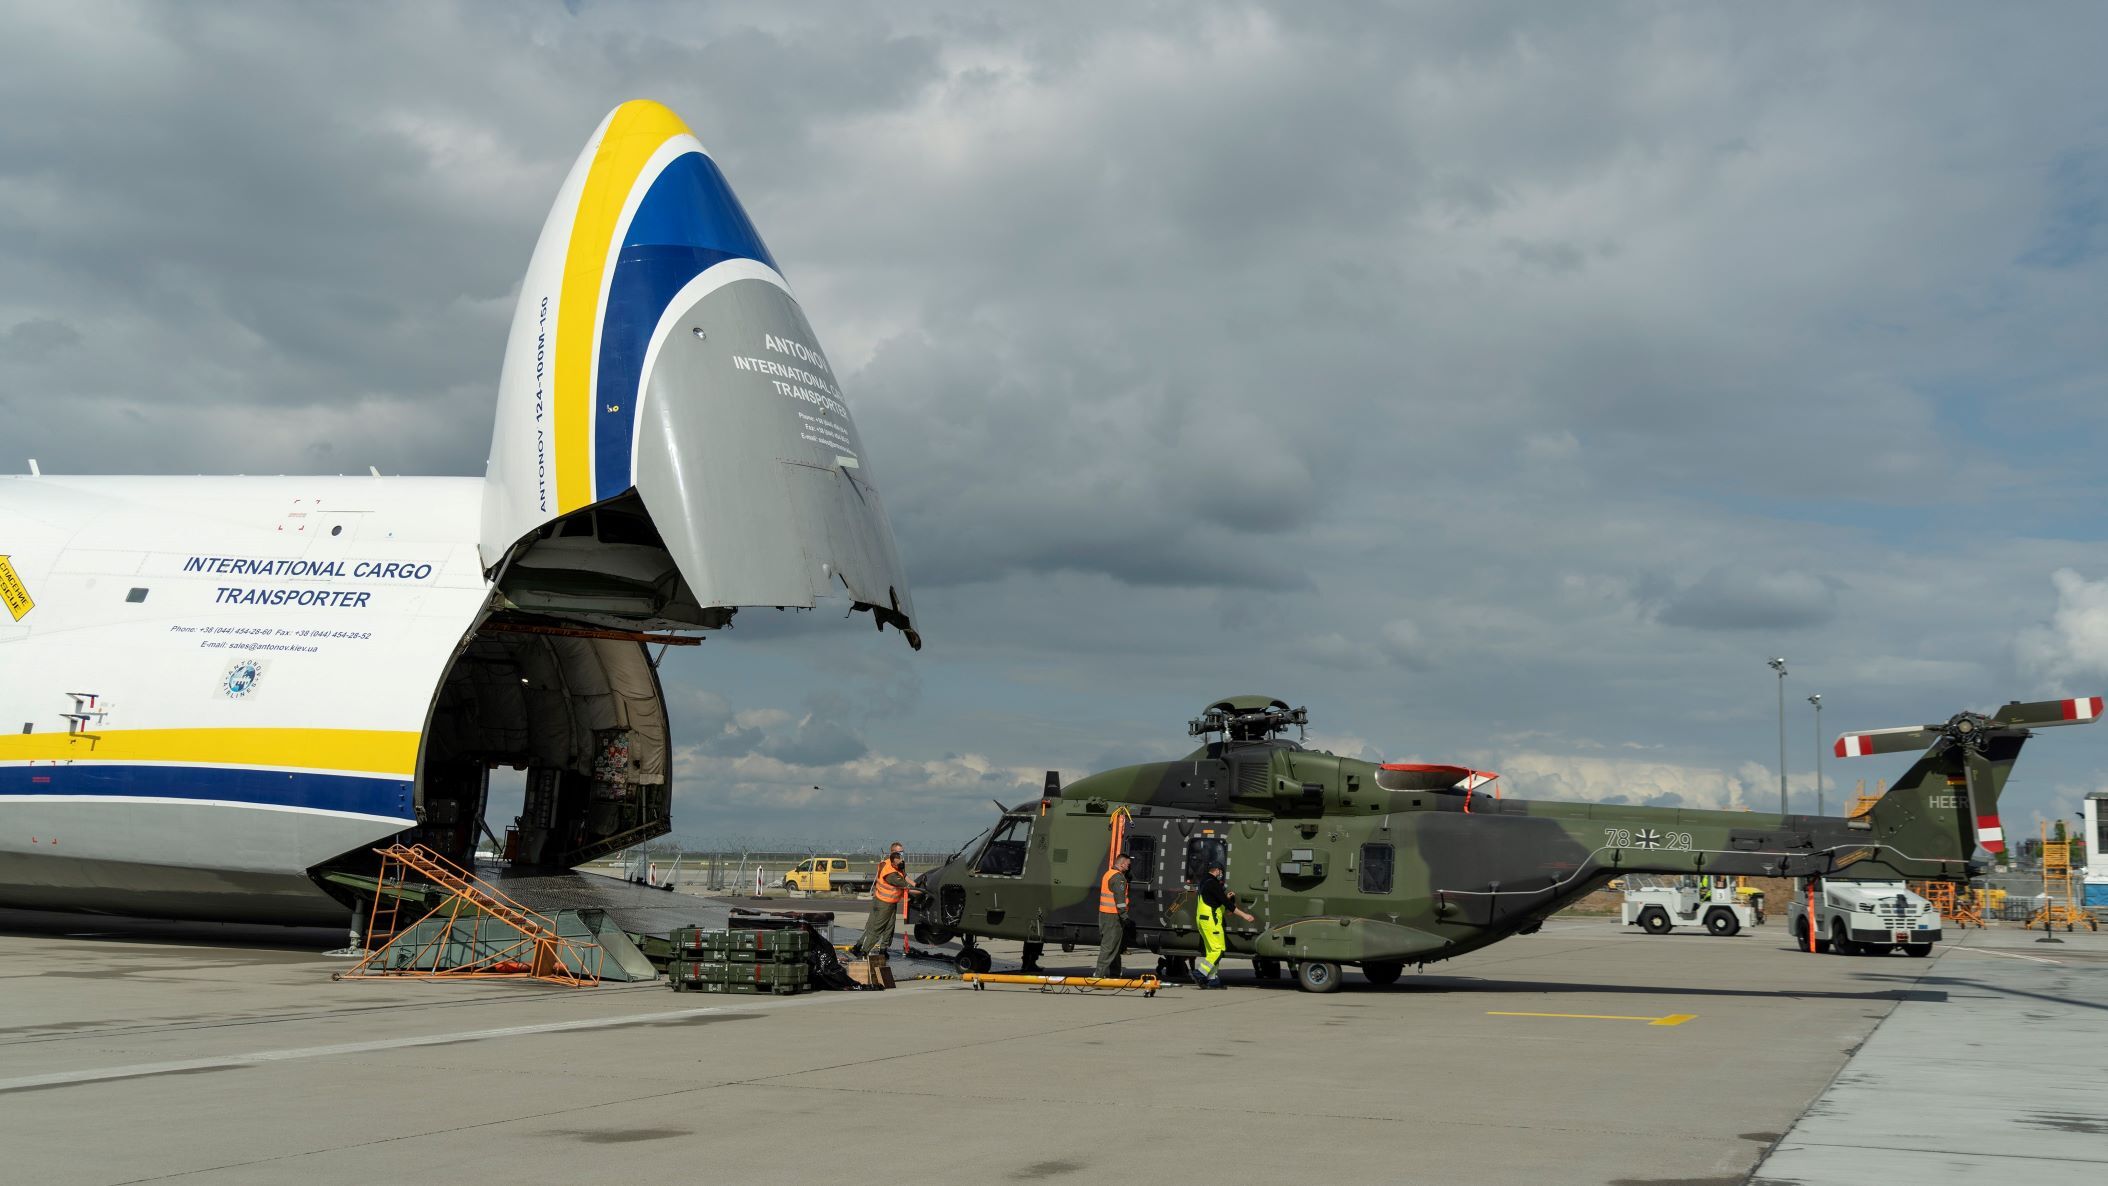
(1788, 877, 1941, 956)
(1622, 879, 1762, 936)
(781, 857, 876, 896)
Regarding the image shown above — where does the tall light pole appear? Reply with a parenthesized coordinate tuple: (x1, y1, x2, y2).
(1768, 657, 1788, 814)
(1808, 693, 1824, 816)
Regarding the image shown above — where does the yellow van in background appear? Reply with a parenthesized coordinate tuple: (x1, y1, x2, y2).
(782, 857, 875, 895)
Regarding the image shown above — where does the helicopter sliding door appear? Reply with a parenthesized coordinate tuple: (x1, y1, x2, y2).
(1116, 816, 1239, 951)
(1122, 826, 1168, 936)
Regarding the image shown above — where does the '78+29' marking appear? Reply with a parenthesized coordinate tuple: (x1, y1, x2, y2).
(1604, 828, 1692, 851)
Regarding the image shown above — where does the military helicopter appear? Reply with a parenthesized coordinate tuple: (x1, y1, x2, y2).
(911, 693, 2100, 992)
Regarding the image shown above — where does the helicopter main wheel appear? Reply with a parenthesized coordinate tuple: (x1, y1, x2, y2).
(1252, 957, 1283, 981)
(1704, 909, 1740, 937)
(1294, 960, 1343, 994)
(1639, 908, 1673, 935)
(956, 946, 993, 975)
(1156, 955, 1191, 980)
(1360, 960, 1403, 987)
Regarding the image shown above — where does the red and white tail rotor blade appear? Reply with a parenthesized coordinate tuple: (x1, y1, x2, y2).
(1833, 726, 1936, 758)
(1974, 815, 2006, 854)
(1992, 696, 2105, 729)
(1962, 750, 2005, 854)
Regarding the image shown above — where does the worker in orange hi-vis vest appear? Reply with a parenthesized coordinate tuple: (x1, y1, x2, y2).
(852, 848, 915, 958)
(1094, 853, 1132, 978)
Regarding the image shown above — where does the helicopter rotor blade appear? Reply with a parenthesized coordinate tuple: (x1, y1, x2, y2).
(1989, 696, 2104, 730)
(1834, 725, 1938, 758)
(1961, 749, 2006, 855)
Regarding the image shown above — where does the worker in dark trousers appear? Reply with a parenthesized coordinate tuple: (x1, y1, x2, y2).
(851, 848, 913, 958)
(1094, 853, 1132, 978)
(1192, 860, 1255, 989)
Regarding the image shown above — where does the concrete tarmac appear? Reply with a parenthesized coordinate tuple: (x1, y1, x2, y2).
(0, 907, 2087, 1185)
(1753, 924, 2108, 1185)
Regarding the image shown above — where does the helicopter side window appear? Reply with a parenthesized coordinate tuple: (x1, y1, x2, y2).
(974, 816, 1030, 876)
(1126, 836, 1158, 883)
(1183, 836, 1230, 883)
(1359, 843, 1394, 895)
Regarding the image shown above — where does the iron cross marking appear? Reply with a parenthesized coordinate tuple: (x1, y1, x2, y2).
(1633, 829, 1663, 850)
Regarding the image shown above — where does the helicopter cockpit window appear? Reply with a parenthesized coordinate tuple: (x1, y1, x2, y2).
(1184, 836, 1230, 883)
(1126, 835, 1158, 883)
(974, 816, 1030, 876)
(1359, 843, 1394, 894)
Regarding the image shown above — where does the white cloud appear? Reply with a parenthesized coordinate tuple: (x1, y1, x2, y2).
(1493, 751, 1780, 811)
(2017, 569, 2108, 687)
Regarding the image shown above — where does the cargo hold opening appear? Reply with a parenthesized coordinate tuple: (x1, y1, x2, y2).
(407, 618, 672, 870)
(494, 494, 732, 633)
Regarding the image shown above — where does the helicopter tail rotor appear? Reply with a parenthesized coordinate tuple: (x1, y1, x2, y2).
(1838, 697, 2101, 866)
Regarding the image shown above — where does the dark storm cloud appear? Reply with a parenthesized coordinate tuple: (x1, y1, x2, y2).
(1, 318, 81, 362)
(758, 717, 870, 767)
(1655, 566, 1842, 631)
(4, 1, 2106, 842)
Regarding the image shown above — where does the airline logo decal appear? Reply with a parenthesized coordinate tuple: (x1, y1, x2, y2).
(0, 554, 32, 621)
(222, 659, 263, 699)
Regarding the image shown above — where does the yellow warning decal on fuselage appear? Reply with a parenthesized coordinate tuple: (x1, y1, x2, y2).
(0, 555, 34, 620)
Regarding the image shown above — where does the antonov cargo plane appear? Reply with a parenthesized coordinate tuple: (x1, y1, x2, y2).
(0, 102, 917, 925)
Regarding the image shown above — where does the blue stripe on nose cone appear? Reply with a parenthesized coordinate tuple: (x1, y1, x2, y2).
(594, 152, 780, 500)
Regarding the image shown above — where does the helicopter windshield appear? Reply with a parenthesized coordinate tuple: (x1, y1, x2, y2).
(973, 815, 1030, 876)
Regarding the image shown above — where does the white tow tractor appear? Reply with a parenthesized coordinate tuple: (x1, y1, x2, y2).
(1787, 876, 1941, 957)
(1622, 876, 1762, 937)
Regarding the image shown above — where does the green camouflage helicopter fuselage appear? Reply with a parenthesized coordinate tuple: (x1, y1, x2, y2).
(911, 694, 2097, 991)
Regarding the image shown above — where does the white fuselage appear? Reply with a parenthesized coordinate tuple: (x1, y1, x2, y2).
(0, 474, 491, 923)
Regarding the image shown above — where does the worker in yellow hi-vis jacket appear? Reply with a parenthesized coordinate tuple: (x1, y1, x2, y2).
(1192, 860, 1254, 989)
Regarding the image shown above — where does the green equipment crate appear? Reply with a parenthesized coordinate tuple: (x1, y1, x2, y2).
(671, 979, 795, 996)
(667, 927, 810, 962)
(664, 958, 808, 995)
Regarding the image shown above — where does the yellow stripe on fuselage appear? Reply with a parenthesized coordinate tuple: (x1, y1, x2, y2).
(0, 728, 421, 776)
(554, 99, 695, 513)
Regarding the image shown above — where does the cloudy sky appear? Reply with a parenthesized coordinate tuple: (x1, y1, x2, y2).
(4, 2, 2106, 850)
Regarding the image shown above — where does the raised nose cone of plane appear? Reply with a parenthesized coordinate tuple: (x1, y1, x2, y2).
(482, 100, 917, 647)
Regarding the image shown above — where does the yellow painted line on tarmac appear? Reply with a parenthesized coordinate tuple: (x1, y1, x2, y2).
(1488, 1011, 1697, 1027)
